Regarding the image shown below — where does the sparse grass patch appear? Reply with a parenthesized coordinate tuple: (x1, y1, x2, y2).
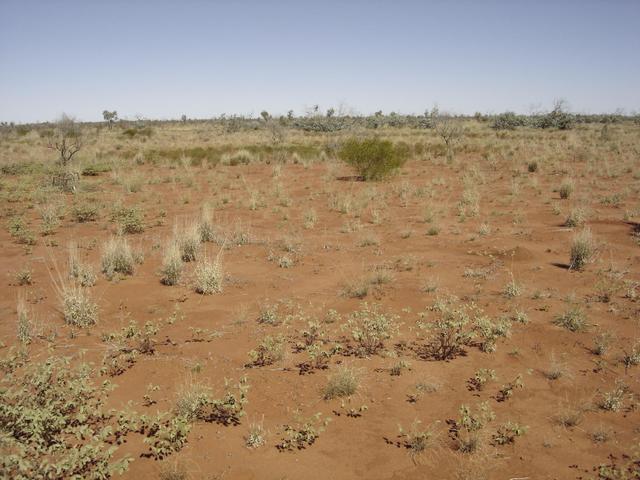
(398, 420, 434, 459)
(68, 242, 96, 286)
(101, 236, 136, 279)
(177, 224, 201, 262)
(559, 178, 574, 199)
(161, 242, 183, 286)
(564, 207, 588, 228)
(554, 307, 588, 332)
(570, 228, 594, 270)
(193, 253, 223, 294)
(61, 285, 98, 327)
(323, 366, 359, 399)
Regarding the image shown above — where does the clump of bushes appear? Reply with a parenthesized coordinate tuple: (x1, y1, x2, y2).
(338, 138, 409, 180)
(492, 112, 524, 130)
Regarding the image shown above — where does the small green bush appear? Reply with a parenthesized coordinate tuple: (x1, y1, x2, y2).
(72, 202, 100, 222)
(111, 205, 144, 233)
(339, 138, 409, 180)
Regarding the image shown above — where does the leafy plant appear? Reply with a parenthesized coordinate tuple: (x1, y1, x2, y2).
(0, 357, 132, 479)
(497, 374, 524, 402)
(248, 335, 285, 366)
(419, 296, 477, 360)
(344, 303, 399, 356)
(492, 422, 527, 445)
(277, 412, 330, 451)
(452, 401, 495, 453)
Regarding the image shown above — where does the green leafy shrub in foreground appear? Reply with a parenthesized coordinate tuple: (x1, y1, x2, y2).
(338, 138, 409, 180)
(0, 356, 201, 477)
(0, 357, 131, 479)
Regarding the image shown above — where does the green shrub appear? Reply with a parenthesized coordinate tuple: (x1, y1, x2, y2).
(7, 216, 36, 245)
(492, 112, 523, 130)
(338, 138, 409, 180)
(248, 335, 285, 366)
(0, 357, 132, 478)
(72, 202, 100, 222)
(345, 303, 399, 356)
(82, 163, 112, 176)
(419, 297, 476, 360)
(277, 412, 330, 451)
(111, 205, 144, 233)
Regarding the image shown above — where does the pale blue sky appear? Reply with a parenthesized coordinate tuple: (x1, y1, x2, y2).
(1, 0, 639, 123)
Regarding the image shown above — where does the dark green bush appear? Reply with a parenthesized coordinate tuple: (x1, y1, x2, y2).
(82, 163, 112, 176)
(338, 138, 409, 180)
(122, 127, 153, 138)
(492, 112, 524, 130)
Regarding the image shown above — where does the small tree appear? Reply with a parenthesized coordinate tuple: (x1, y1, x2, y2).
(49, 114, 82, 167)
(433, 115, 463, 162)
(102, 110, 118, 129)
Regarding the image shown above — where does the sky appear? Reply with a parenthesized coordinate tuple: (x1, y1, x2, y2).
(1, 0, 639, 123)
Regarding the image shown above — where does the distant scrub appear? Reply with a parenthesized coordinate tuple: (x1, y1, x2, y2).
(492, 112, 525, 130)
(122, 126, 153, 138)
(339, 138, 409, 180)
(82, 162, 112, 176)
